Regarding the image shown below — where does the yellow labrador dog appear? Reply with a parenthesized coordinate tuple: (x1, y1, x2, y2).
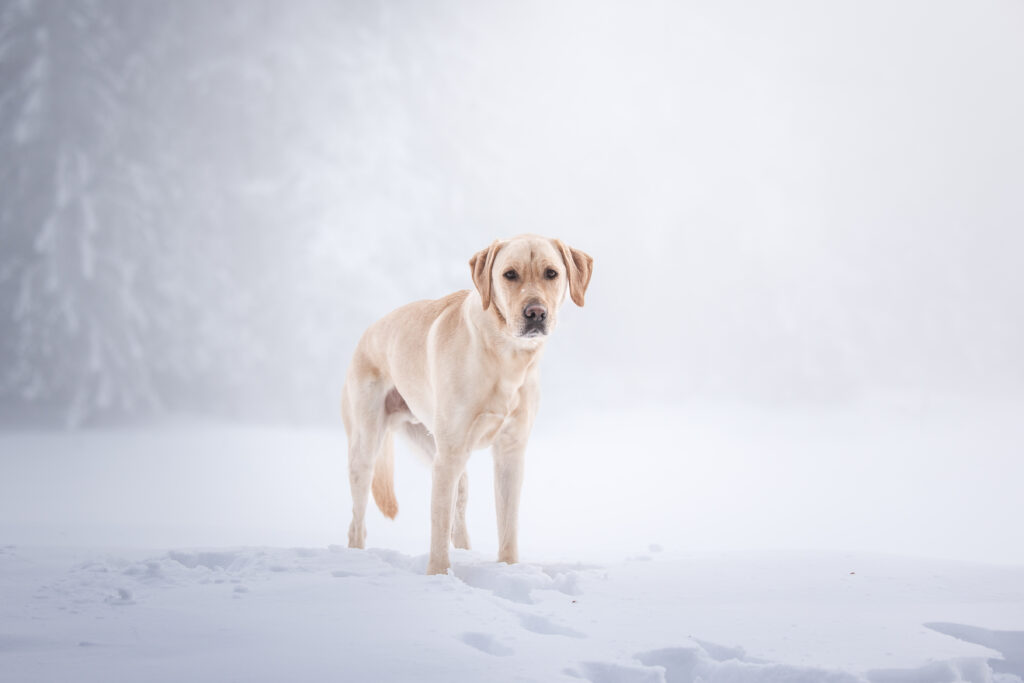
(342, 235, 593, 574)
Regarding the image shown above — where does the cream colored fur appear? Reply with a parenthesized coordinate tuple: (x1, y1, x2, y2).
(341, 234, 593, 575)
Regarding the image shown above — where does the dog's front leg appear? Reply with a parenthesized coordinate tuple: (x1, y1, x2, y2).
(452, 472, 471, 550)
(427, 447, 470, 575)
(493, 440, 526, 565)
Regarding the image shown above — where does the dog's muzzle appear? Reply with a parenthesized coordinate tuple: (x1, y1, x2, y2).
(521, 302, 548, 337)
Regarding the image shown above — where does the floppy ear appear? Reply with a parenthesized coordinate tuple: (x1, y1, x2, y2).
(468, 240, 503, 310)
(553, 239, 594, 307)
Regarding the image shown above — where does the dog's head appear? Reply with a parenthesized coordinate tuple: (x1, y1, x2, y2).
(469, 235, 593, 342)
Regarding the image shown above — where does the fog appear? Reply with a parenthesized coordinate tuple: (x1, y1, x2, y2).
(3, 0, 1022, 425)
(2, 2, 1024, 573)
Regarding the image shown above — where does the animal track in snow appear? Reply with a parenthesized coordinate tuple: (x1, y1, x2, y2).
(577, 661, 666, 683)
(104, 588, 135, 606)
(518, 613, 586, 638)
(459, 632, 514, 656)
(453, 560, 585, 604)
(167, 550, 249, 571)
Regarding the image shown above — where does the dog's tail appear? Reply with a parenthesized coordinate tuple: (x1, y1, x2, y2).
(371, 433, 398, 520)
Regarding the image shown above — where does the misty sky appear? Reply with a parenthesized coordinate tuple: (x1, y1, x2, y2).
(1, 0, 1022, 424)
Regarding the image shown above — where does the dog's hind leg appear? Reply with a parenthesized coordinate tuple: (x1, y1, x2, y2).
(341, 372, 389, 550)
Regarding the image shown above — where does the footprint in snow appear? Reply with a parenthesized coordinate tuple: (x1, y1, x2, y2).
(453, 562, 584, 604)
(519, 613, 586, 638)
(104, 588, 135, 606)
(167, 551, 246, 571)
(635, 644, 861, 683)
(576, 661, 665, 683)
(460, 632, 514, 656)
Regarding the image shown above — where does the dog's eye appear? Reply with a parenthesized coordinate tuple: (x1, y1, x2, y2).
(545, 269, 558, 279)
(503, 270, 518, 281)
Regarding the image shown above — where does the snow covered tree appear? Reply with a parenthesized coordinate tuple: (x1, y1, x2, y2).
(0, 0, 492, 425)
(0, 0, 163, 425)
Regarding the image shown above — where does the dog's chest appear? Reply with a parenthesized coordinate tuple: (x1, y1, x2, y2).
(469, 381, 523, 450)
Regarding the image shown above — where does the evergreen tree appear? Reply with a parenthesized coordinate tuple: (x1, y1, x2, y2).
(0, 0, 158, 425)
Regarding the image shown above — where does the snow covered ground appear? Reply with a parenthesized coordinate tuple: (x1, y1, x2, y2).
(2, 546, 1023, 682)
(2, 399, 1023, 682)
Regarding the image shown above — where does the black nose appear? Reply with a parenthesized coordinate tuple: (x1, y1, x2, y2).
(523, 303, 547, 321)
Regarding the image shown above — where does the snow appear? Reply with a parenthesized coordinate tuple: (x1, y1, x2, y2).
(1, 401, 1022, 682)
(3, 398, 1023, 565)
(2, 546, 1022, 682)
